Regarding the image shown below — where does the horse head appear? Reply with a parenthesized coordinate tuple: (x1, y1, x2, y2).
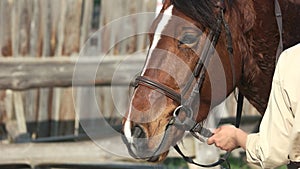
(122, 0, 243, 162)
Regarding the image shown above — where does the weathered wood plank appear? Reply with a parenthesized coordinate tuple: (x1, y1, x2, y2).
(0, 56, 145, 90)
(50, 0, 65, 137)
(37, 0, 53, 137)
(0, 1, 13, 136)
(10, 0, 28, 140)
(80, 0, 93, 47)
(25, 0, 40, 124)
(4, 90, 13, 126)
(59, 0, 83, 136)
(0, 0, 13, 57)
(0, 140, 127, 165)
(13, 92, 27, 134)
(41, 0, 52, 56)
(0, 136, 195, 165)
(62, 0, 82, 56)
(29, 0, 41, 58)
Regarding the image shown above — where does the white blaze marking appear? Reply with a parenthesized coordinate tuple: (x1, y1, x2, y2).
(141, 5, 174, 75)
(124, 5, 174, 141)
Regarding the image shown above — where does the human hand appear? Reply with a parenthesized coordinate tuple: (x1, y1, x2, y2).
(207, 125, 244, 151)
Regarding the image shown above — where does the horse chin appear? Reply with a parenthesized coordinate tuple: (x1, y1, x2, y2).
(124, 143, 169, 163)
(146, 126, 185, 162)
(122, 119, 185, 163)
(121, 133, 171, 162)
(147, 151, 169, 162)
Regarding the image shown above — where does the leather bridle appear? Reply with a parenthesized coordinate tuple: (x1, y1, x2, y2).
(133, 2, 242, 168)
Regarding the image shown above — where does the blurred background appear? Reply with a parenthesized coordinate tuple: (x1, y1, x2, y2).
(0, 0, 263, 169)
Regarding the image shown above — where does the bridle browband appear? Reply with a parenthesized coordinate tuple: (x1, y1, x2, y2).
(133, 1, 242, 168)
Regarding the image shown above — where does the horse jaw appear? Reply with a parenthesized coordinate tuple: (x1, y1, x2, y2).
(122, 87, 186, 162)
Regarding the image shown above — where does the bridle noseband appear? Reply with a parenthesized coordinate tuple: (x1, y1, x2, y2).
(133, 2, 240, 168)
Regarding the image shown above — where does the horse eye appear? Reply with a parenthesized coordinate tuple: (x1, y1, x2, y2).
(178, 32, 200, 48)
(180, 34, 198, 45)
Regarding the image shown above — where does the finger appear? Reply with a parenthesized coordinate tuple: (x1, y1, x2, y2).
(212, 127, 221, 134)
(207, 135, 215, 145)
(207, 137, 212, 145)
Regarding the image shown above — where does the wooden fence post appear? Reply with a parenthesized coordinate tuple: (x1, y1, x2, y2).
(10, 0, 28, 138)
(76, 0, 94, 135)
(0, 0, 13, 136)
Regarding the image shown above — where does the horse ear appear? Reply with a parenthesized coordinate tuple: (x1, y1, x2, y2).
(162, 0, 172, 9)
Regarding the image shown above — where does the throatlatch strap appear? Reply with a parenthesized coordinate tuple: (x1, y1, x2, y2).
(235, 92, 244, 128)
(275, 0, 283, 64)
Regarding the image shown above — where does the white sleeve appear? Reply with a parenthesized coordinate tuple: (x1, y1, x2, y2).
(289, 102, 300, 162)
(246, 50, 295, 168)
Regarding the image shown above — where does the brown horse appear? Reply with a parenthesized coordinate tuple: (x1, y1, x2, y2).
(122, 0, 300, 163)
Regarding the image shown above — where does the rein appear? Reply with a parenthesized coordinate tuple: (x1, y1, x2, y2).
(133, 1, 243, 168)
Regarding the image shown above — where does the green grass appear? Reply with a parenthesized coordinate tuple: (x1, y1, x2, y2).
(162, 156, 288, 169)
(222, 156, 288, 169)
(162, 158, 189, 169)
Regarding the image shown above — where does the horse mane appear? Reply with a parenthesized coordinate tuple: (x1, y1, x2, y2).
(172, 0, 217, 29)
(171, 0, 233, 30)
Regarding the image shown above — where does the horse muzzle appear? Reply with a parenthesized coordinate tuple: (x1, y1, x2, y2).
(121, 124, 172, 162)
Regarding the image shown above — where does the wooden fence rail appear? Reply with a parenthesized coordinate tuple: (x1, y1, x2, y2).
(0, 55, 145, 90)
(0, 136, 195, 166)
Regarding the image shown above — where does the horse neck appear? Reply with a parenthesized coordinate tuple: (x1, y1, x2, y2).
(227, 0, 280, 114)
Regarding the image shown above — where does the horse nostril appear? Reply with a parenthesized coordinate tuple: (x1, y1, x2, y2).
(132, 125, 146, 138)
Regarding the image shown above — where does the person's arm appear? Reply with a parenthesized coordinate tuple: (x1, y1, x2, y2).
(207, 125, 247, 151)
(207, 44, 300, 168)
(207, 75, 291, 168)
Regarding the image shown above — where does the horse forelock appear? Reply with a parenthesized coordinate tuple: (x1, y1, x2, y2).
(171, 0, 218, 30)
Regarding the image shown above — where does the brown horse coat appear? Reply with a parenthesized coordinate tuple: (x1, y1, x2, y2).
(231, 0, 300, 114)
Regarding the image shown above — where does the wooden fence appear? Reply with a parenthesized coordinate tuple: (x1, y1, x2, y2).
(0, 0, 156, 141)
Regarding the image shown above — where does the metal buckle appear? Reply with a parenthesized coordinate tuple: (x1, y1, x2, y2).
(173, 105, 193, 118)
(173, 105, 183, 117)
(172, 105, 196, 131)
